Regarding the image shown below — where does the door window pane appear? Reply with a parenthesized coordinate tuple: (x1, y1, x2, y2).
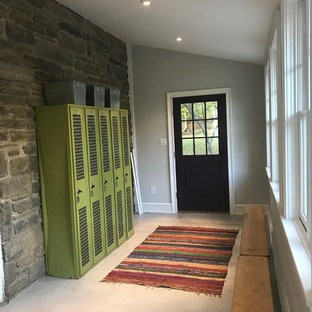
(193, 103, 205, 119)
(179, 101, 220, 156)
(182, 139, 194, 155)
(207, 120, 218, 137)
(194, 120, 205, 137)
(194, 138, 206, 155)
(182, 121, 193, 138)
(206, 102, 218, 118)
(181, 104, 192, 120)
(207, 138, 219, 155)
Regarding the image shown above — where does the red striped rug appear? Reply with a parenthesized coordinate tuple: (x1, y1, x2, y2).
(101, 225, 239, 296)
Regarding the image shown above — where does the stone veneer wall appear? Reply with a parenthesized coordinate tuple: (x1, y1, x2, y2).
(0, 0, 129, 301)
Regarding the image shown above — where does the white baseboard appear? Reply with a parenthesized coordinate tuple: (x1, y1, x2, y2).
(142, 203, 173, 214)
(235, 204, 269, 215)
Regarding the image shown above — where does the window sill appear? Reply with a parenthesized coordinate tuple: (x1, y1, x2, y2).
(268, 175, 312, 310)
(281, 219, 312, 309)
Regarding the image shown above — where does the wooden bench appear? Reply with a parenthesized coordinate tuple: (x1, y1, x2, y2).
(240, 205, 269, 257)
(232, 256, 274, 312)
(232, 205, 274, 312)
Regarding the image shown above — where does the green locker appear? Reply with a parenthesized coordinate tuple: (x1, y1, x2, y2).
(70, 106, 95, 276)
(36, 104, 134, 278)
(120, 110, 135, 238)
(36, 104, 94, 278)
(110, 110, 127, 246)
(85, 107, 106, 263)
(98, 109, 118, 254)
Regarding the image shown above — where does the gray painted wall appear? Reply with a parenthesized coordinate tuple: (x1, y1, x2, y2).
(131, 45, 268, 208)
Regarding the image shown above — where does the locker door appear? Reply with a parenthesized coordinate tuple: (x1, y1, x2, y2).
(69, 106, 93, 276)
(120, 110, 134, 238)
(85, 108, 106, 263)
(110, 110, 127, 245)
(98, 109, 117, 254)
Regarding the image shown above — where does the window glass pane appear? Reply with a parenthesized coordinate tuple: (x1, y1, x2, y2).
(207, 138, 219, 155)
(194, 138, 206, 155)
(207, 120, 218, 137)
(206, 101, 218, 118)
(193, 102, 205, 120)
(181, 103, 192, 120)
(181, 121, 193, 138)
(182, 139, 193, 155)
(194, 120, 205, 137)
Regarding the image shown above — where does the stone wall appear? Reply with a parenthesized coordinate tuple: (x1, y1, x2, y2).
(0, 0, 129, 301)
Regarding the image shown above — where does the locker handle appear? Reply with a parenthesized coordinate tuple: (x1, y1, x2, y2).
(77, 188, 83, 195)
(115, 176, 119, 180)
(103, 179, 108, 185)
(91, 183, 95, 189)
(125, 173, 129, 177)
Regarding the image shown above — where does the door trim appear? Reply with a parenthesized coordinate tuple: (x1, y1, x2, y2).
(167, 88, 235, 215)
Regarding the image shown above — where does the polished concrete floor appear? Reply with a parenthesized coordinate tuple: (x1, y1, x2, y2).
(1, 213, 244, 312)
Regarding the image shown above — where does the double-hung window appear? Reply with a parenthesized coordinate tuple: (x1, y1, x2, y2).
(296, 0, 308, 228)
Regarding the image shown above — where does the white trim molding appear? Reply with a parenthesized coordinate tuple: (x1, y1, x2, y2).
(142, 203, 173, 214)
(166, 88, 235, 214)
(0, 234, 4, 303)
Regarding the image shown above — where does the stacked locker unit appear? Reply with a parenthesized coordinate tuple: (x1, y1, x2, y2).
(120, 110, 134, 238)
(98, 109, 118, 254)
(84, 107, 107, 264)
(36, 104, 134, 278)
(110, 110, 127, 246)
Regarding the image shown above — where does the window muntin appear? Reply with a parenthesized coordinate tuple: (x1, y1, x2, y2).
(180, 102, 219, 156)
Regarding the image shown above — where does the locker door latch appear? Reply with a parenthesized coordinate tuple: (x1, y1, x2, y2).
(103, 179, 108, 192)
(77, 188, 83, 203)
(90, 183, 95, 197)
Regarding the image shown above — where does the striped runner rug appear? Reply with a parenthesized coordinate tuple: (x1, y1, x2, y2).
(101, 225, 239, 296)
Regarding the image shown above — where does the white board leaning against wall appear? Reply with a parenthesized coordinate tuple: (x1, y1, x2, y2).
(0, 234, 4, 303)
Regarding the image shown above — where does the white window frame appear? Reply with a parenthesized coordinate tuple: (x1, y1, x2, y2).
(282, 0, 311, 247)
(270, 32, 279, 183)
(265, 63, 272, 179)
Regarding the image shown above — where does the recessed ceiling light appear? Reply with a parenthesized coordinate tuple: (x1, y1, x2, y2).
(141, 0, 152, 6)
(176, 37, 183, 42)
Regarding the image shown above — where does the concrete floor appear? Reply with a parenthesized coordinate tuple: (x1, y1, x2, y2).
(0, 213, 244, 312)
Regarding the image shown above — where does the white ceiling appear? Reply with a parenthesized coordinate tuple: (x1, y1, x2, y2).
(57, 0, 279, 65)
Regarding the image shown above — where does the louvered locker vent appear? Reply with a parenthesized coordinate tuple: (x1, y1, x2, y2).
(126, 186, 133, 231)
(100, 115, 110, 172)
(87, 115, 98, 176)
(92, 200, 102, 256)
(117, 190, 124, 239)
(73, 114, 85, 180)
(78, 207, 90, 267)
(122, 117, 130, 167)
(112, 116, 121, 169)
(105, 195, 114, 247)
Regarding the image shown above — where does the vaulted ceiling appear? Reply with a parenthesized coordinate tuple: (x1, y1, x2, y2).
(57, 0, 279, 64)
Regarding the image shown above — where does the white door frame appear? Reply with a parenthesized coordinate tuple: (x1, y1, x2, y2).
(167, 88, 235, 215)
